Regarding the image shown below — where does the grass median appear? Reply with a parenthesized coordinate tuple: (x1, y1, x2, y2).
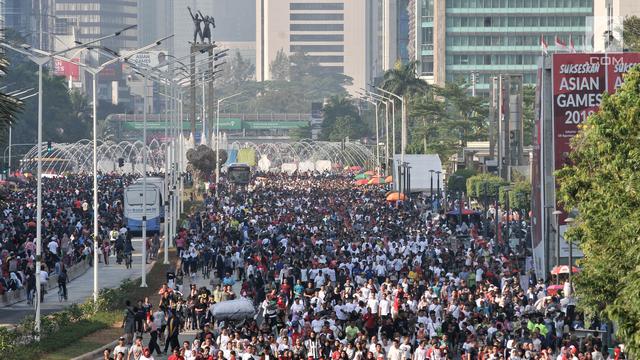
(38, 248, 176, 360)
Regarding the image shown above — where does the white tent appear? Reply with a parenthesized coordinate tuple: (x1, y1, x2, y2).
(392, 154, 443, 194)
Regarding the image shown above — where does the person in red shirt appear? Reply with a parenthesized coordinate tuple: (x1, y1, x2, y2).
(167, 348, 185, 360)
(363, 308, 377, 337)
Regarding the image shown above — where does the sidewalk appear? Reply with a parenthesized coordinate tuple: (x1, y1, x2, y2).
(0, 238, 152, 326)
(92, 273, 243, 360)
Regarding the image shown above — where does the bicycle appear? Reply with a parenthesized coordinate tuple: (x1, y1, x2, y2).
(58, 286, 66, 302)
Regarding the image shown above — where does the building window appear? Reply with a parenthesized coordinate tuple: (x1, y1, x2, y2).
(290, 13, 344, 21)
(290, 3, 344, 10)
(290, 34, 344, 42)
(290, 45, 344, 52)
(306, 55, 344, 63)
(290, 23, 344, 31)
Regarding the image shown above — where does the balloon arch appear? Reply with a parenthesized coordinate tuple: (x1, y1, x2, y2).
(19, 138, 375, 175)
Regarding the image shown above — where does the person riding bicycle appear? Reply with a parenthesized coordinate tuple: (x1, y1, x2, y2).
(115, 235, 125, 264)
(58, 268, 68, 301)
(109, 228, 119, 255)
(124, 233, 134, 267)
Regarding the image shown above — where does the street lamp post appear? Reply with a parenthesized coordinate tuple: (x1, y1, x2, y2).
(565, 217, 576, 293)
(215, 92, 243, 197)
(552, 210, 563, 272)
(0, 24, 136, 339)
(429, 170, 434, 203)
(358, 95, 381, 172)
(375, 86, 405, 163)
(435, 171, 441, 210)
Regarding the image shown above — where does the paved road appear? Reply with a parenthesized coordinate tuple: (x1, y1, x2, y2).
(0, 238, 153, 326)
(99, 273, 243, 360)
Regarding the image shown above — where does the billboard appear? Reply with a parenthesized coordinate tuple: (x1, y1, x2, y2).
(552, 53, 640, 223)
(53, 58, 80, 81)
(123, 51, 168, 69)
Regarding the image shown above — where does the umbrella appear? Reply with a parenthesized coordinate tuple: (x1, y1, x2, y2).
(447, 209, 478, 216)
(354, 173, 371, 180)
(355, 179, 369, 186)
(350, 166, 362, 171)
(368, 177, 385, 185)
(364, 170, 375, 176)
(386, 192, 407, 202)
(385, 175, 393, 183)
(546, 284, 564, 296)
(550, 265, 580, 275)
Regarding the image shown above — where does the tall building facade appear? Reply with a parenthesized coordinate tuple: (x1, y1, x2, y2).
(170, 0, 256, 62)
(593, 0, 640, 52)
(55, 0, 137, 51)
(411, 0, 593, 90)
(256, 0, 379, 94)
(4, 0, 55, 50)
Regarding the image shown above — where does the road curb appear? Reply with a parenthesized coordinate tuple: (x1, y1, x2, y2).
(0, 258, 91, 307)
(70, 339, 118, 360)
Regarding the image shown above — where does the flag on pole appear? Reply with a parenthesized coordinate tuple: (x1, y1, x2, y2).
(569, 34, 576, 53)
(541, 35, 548, 56)
(555, 35, 567, 50)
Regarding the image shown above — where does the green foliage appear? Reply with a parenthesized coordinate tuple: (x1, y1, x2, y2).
(320, 96, 364, 141)
(1, 51, 92, 144)
(509, 180, 531, 213)
(466, 174, 506, 200)
(381, 61, 429, 97)
(447, 168, 477, 194)
(328, 116, 367, 142)
(623, 16, 640, 52)
(522, 85, 536, 146)
(556, 65, 640, 356)
(270, 49, 290, 81)
(289, 126, 312, 141)
(0, 57, 23, 133)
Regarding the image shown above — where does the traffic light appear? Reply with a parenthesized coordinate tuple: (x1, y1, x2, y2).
(118, 158, 125, 168)
(47, 141, 52, 153)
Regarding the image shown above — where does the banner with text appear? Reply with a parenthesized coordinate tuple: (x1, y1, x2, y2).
(553, 53, 640, 174)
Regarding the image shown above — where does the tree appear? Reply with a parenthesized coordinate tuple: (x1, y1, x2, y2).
(320, 96, 361, 141)
(270, 49, 290, 81)
(556, 65, 640, 356)
(289, 126, 312, 141)
(328, 115, 367, 142)
(447, 168, 477, 194)
(467, 174, 506, 201)
(509, 181, 531, 213)
(436, 80, 489, 146)
(381, 61, 429, 154)
(0, 57, 23, 134)
(623, 15, 640, 51)
(522, 85, 536, 146)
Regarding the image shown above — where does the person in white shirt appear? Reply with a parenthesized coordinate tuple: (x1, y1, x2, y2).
(379, 295, 391, 317)
(387, 340, 402, 360)
(367, 293, 379, 315)
(47, 238, 59, 255)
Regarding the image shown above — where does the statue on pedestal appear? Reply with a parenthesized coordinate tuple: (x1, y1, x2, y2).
(188, 6, 204, 43)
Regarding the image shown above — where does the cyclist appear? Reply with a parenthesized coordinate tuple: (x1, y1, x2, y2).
(109, 228, 120, 256)
(58, 268, 68, 301)
(124, 233, 134, 268)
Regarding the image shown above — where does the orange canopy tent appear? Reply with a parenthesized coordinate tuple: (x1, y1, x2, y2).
(385, 176, 393, 183)
(355, 179, 369, 185)
(386, 192, 407, 202)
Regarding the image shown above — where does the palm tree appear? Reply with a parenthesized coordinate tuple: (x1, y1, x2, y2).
(381, 61, 429, 155)
(0, 57, 23, 133)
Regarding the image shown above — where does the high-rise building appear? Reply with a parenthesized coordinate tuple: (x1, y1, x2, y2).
(4, 0, 55, 50)
(593, 0, 640, 52)
(55, 0, 137, 51)
(170, 0, 255, 63)
(410, 0, 593, 90)
(256, 0, 381, 94)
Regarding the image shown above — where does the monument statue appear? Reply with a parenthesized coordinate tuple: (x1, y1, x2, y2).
(188, 6, 204, 43)
(199, 10, 215, 44)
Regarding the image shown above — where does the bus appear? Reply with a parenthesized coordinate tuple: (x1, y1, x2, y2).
(134, 177, 165, 221)
(124, 183, 161, 233)
(227, 163, 251, 184)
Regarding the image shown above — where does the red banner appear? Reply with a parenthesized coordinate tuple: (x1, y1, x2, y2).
(552, 53, 606, 171)
(53, 58, 80, 81)
(553, 53, 640, 172)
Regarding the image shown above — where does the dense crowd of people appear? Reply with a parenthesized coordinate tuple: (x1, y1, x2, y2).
(107, 172, 619, 360)
(0, 174, 137, 301)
